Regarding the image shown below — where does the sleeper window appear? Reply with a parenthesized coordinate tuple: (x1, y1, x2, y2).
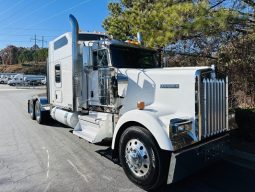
(55, 64, 61, 83)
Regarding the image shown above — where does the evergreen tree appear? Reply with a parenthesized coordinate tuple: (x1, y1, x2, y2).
(103, 0, 242, 47)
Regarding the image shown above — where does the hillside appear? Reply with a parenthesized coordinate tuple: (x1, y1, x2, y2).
(0, 62, 46, 75)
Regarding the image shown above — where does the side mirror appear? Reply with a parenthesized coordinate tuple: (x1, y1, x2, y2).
(117, 74, 128, 98)
(83, 46, 92, 67)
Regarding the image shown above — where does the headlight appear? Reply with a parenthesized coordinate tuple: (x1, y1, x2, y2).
(169, 118, 194, 150)
(170, 119, 192, 137)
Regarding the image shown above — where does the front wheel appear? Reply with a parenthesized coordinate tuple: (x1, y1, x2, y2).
(119, 126, 169, 191)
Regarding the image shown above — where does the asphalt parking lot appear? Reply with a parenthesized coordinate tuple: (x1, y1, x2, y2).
(0, 84, 254, 192)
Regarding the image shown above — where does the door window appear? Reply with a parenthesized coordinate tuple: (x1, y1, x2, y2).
(93, 49, 108, 70)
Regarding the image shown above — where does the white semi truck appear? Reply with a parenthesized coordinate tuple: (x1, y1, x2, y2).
(28, 15, 229, 190)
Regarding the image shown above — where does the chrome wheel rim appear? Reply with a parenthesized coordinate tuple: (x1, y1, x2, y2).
(125, 139, 150, 177)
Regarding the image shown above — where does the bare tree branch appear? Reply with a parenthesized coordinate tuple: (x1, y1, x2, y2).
(209, 0, 226, 10)
(242, 0, 255, 7)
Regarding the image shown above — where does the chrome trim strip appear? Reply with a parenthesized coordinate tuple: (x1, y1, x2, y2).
(203, 78, 207, 137)
(226, 76, 229, 130)
(173, 120, 192, 127)
(197, 75, 202, 140)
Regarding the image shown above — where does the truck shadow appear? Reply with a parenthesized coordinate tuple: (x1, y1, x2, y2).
(43, 118, 70, 129)
(94, 148, 255, 192)
(163, 160, 255, 192)
(95, 147, 120, 165)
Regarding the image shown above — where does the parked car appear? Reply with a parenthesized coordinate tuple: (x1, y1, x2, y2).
(27, 79, 41, 86)
(0, 77, 12, 84)
(24, 75, 45, 86)
(41, 77, 47, 85)
(0, 78, 5, 84)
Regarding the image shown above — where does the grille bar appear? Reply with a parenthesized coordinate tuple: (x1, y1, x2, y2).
(202, 78, 227, 138)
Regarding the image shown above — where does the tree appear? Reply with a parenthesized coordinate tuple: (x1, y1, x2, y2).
(217, 35, 255, 108)
(0, 45, 18, 65)
(37, 48, 48, 62)
(103, 0, 241, 47)
(18, 49, 34, 64)
(16, 48, 48, 64)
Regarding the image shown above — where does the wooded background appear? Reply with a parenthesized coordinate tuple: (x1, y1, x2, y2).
(0, 45, 47, 65)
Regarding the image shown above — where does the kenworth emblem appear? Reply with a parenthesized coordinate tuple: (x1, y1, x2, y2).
(160, 84, 179, 88)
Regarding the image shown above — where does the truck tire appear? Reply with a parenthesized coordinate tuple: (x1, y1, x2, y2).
(119, 126, 169, 191)
(35, 100, 43, 124)
(29, 100, 35, 120)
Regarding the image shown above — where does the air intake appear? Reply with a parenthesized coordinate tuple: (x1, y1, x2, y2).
(201, 78, 228, 138)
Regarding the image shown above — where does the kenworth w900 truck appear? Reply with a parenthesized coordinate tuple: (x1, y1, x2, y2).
(28, 15, 229, 190)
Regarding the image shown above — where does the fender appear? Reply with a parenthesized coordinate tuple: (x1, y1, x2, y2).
(37, 96, 48, 105)
(112, 109, 173, 151)
(31, 95, 49, 111)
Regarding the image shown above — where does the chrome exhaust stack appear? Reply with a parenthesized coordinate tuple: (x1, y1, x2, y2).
(137, 32, 143, 45)
(69, 14, 82, 112)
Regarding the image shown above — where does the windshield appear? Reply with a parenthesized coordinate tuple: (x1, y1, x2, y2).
(110, 45, 159, 68)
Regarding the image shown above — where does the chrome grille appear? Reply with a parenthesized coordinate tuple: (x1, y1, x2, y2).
(201, 78, 228, 138)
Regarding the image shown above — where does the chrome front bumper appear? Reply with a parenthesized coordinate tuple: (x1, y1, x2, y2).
(167, 134, 229, 184)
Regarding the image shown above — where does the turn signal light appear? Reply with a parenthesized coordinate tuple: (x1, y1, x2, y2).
(137, 101, 145, 110)
(125, 40, 139, 45)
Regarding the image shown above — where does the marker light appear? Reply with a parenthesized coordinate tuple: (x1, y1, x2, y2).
(137, 101, 145, 110)
(125, 40, 139, 45)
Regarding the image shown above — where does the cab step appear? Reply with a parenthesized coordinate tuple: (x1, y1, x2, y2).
(73, 112, 113, 143)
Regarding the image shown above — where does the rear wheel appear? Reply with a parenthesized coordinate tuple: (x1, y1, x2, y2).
(29, 100, 35, 120)
(119, 126, 169, 191)
(35, 100, 43, 124)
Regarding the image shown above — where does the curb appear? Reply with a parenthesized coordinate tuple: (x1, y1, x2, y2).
(16, 86, 46, 90)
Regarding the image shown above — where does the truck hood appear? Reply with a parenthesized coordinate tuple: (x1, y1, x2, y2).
(117, 67, 210, 117)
